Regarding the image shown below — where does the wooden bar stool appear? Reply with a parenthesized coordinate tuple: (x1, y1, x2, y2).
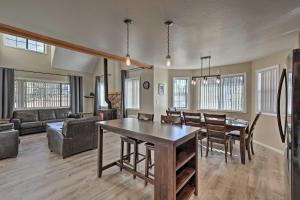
(144, 115, 182, 186)
(120, 136, 144, 179)
(144, 142, 154, 186)
(120, 113, 154, 179)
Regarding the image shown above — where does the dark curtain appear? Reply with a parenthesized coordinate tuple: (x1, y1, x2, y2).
(0, 67, 15, 119)
(94, 76, 100, 116)
(121, 70, 127, 118)
(70, 75, 83, 113)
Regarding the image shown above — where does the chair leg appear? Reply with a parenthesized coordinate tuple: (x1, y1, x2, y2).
(206, 138, 209, 157)
(144, 149, 149, 186)
(251, 140, 255, 155)
(230, 140, 233, 156)
(126, 143, 131, 162)
(120, 140, 124, 171)
(247, 140, 252, 161)
(133, 142, 137, 179)
(210, 141, 213, 151)
(225, 142, 228, 163)
(200, 139, 203, 157)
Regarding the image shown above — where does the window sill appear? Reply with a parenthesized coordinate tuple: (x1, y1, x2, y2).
(196, 109, 247, 114)
(259, 112, 277, 117)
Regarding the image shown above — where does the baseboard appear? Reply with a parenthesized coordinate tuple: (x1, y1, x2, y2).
(253, 140, 284, 155)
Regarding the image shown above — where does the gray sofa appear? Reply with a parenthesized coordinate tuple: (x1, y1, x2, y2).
(47, 116, 99, 158)
(0, 123, 19, 160)
(11, 108, 80, 135)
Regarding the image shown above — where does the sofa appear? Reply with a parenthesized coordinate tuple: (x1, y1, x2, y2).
(0, 123, 19, 160)
(47, 116, 100, 158)
(11, 108, 80, 135)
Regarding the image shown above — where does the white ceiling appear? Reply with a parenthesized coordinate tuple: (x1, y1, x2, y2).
(52, 47, 98, 73)
(0, 0, 300, 69)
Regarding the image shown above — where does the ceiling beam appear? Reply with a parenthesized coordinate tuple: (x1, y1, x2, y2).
(0, 22, 153, 69)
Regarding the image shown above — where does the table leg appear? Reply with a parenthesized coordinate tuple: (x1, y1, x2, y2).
(240, 128, 246, 164)
(154, 143, 176, 200)
(97, 127, 103, 177)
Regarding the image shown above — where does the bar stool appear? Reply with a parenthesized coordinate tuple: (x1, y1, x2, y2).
(144, 115, 182, 185)
(144, 142, 154, 186)
(119, 113, 154, 179)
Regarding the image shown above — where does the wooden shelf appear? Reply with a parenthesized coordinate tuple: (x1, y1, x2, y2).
(176, 150, 195, 171)
(176, 167, 195, 193)
(177, 185, 195, 200)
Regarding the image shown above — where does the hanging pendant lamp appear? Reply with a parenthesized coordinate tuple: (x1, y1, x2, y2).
(165, 21, 173, 67)
(124, 19, 132, 66)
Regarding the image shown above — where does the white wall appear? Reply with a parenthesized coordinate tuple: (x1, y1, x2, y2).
(153, 67, 169, 121)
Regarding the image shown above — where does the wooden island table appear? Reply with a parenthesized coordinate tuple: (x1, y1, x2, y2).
(96, 118, 200, 200)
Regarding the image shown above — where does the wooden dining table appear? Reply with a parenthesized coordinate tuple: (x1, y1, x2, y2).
(96, 118, 200, 200)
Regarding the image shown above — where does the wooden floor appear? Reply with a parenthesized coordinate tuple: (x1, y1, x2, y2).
(0, 132, 287, 200)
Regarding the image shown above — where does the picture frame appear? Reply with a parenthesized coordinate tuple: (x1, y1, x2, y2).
(158, 83, 165, 95)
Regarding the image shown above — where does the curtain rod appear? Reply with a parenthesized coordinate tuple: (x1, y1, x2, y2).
(15, 69, 70, 77)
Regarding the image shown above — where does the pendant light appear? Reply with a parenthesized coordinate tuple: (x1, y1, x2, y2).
(165, 20, 173, 67)
(124, 19, 132, 66)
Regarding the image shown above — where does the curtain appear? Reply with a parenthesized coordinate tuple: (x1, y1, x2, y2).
(0, 67, 15, 119)
(94, 76, 100, 116)
(121, 70, 127, 118)
(70, 75, 83, 113)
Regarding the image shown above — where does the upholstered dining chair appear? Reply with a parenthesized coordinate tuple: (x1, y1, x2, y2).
(183, 112, 207, 157)
(204, 113, 232, 163)
(228, 112, 261, 160)
(120, 113, 154, 179)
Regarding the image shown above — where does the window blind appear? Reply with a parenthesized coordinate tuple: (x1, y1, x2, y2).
(173, 78, 189, 109)
(256, 66, 278, 114)
(125, 77, 140, 109)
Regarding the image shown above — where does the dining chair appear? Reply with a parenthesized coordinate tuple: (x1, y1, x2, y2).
(204, 113, 232, 163)
(144, 115, 182, 186)
(166, 110, 182, 117)
(228, 113, 261, 160)
(182, 112, 207, 157)
(120, 113, 154, 179)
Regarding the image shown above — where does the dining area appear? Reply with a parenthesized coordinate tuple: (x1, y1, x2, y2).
(96, 110, 261, 200)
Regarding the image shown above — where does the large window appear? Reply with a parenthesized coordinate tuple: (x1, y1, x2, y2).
(125, 77, 140, 109)
(96, 79, 107, 108)
(173, 77, 189, 109)
(3, 34, 46, 53)
(14, 79, 70, 109)
(256, 65, 278, 114)
(197, 74, 245, 112)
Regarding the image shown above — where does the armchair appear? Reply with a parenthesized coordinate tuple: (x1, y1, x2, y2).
(0, 123, 19, 160)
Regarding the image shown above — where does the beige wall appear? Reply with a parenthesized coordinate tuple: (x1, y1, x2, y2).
(0, 33, 94, 113)
(168, 62, 252, 120)
(153, 67, 169, 121)
(251, 49, 291, 152)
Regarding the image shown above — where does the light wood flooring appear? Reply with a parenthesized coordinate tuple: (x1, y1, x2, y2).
(0, 132, 287, 200)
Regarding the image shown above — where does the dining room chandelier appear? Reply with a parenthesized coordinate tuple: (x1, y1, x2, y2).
(191, 56, 221, 85)
(124, 19, 133, 66)
(164, 20, 173, 67)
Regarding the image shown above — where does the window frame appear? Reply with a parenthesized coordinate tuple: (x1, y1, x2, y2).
(3, 34, 47, 54)
(255, 65, 279, 116)
(125, 76, 141, 110)
(172, 77, 190, 110)
(196, 73, 247, 113)
(14, 78, 70, 110)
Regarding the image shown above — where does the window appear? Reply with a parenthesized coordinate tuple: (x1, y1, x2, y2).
(197, 74, 245, 112)
(125, 77, 140, 109)
(173, 77, 189, 109)
(97, 79, 107, 108)
(14, 79, 70, 109)
(3, 34, 46, 53)
(256, 66, 278, 114)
